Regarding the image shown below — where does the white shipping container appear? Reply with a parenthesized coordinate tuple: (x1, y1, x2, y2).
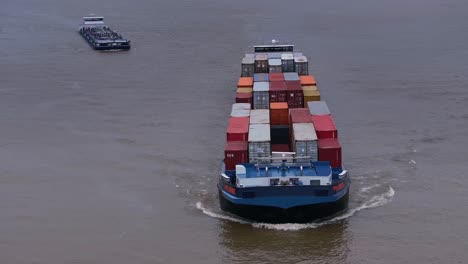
(232, 103, 251, 111)
(292, 123, 318, 161)
(294, 56, 309, 76)
(268, 59, 282, 73)
(248, 124, 271, 162)
(231, 109, 251, 117)
(253, 82, 270, 109)
(250, 109, 270, 124)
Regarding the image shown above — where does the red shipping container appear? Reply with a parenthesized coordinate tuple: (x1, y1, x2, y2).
(225, 141, 248, 171)
(271, 144, 291, 152)
(270, 102, 289, 125)
(227, 117, 249, 141)
(269, 73, 285, 82)
(312, 115, 338, 139)
(286, 81, 304, 109)
(236, 92, 253, 105)
(318, 138, 342, 168)
(269, 81, 287, 103)
(289, 108, 313, 124)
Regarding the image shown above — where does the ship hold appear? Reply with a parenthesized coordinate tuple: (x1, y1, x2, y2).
(219, 43, 350, 223)
(79, 15, 131, 50)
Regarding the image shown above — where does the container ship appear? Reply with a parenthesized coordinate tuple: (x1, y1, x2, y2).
(218, 44, 350, 223)
(79, 16, 131, 50)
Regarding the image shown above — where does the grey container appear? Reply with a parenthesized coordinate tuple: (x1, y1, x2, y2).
(284, 72, 300, 81)
(253, 82, 270, 109)
(281, 53, 295, 72)
(248, 124, 271, 162)
(231, 109, 251, 117)
(232, 103, 251, 111)
(268, 59, 282, 73)
(294, 56, 309, 76)
(231, 103, 251, 117)
(307, 101, 330, 115)
(255, 54, 269, 73)
(241, 57, 255, 77)
(250, 109, 270, 124)
(268, 53, 281, 59)
(292, 123, 318, 162)
(293, 52, 303, 57)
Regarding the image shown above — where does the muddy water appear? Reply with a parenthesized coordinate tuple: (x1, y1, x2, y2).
(1, 0, 468, 263)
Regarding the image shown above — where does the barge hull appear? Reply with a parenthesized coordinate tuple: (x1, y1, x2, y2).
(219, 188, 349, 223)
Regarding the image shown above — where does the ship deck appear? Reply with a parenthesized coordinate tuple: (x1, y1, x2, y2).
(241, 162, 331, 178)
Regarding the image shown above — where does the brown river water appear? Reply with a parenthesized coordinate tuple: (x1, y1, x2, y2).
(1, 0, 468, 263)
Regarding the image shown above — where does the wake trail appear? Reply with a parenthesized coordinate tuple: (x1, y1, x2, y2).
(196, 186, 395, 231)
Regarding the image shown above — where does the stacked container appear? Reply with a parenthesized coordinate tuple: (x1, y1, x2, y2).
(291, 123, 318, 162)
(232, 47, 344, 169)
(270, 103, 289, 125)
(227, 117, 249, 142)
(225, 141, 248, 171)
(238, 77, 253, 88)
(294, 56, 308, 76)
(300, 75, 316, 86)
(318, 138, 342, 168)
(269, 73, 285, 82)
(253, 82, 270, 109)
(281, 53, 294, 72)
(225, 112, 250, 171)
(303, 90, 321, 105)
(248, 124, 271, 162)
(253, 73, 269, 82)
(231, 103, 251, 117)
(289, 108, 314, 124)
(270, 102, 289, 146)
(250, 109, 270, 124)
(308, 101, 331, 115)
(286, 81, 304, 108)
(268, 59, 282, 73)
(311, 115, 338, 139)
(284, 72, 300, 82)
(236, 93, 252, 104)
(269, 81, 287, 103)
(255, 54, 269, 73)
(241, 57, 255, 77)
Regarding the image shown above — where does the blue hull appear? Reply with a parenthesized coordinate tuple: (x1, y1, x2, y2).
(218, 178, 350, 223)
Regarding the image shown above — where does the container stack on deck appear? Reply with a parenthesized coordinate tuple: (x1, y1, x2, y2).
(224, 50, 342, 172)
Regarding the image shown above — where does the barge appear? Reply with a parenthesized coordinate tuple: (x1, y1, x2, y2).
(219, 43, 350, 223)
(79, 16, 131, 50)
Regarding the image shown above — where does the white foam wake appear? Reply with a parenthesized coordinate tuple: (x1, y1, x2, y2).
(360, 183, 383, 193)
(196, 186, 395, 231)
(196, 202, 248, 224)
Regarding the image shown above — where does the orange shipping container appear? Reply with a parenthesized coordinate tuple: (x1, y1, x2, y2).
(238, 77, 254, 88)
(300, 75, 316, 86)
(270, 102, 289, 125)
(303, 90, 321, 105)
